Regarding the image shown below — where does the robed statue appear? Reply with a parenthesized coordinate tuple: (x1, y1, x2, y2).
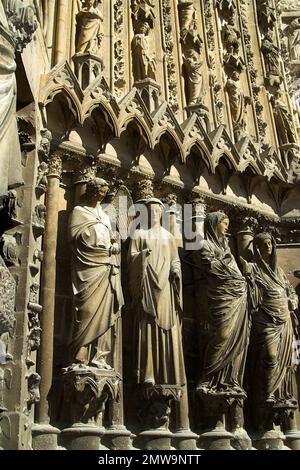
(196, 212, 249, 398)
(242, 232, 298, 430)
(68, 178, 124, 369)
(128, 198, 186, 388)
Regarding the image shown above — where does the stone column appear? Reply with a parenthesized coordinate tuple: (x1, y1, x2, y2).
(32, 153, 62, 450)
(54, 0, 68, 64)
(284, 413, 300, 450)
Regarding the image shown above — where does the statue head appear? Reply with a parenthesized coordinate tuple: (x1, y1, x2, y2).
(85, 177, 109, 203)
(184, 50, 201, 70)
(205, 211, 229, 244)
(253, 232, 274, 264)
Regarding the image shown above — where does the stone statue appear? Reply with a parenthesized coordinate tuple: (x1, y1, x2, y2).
(128, 198, 185, 387)
(241, 233, 298, 430)
(271, 91, 297, 146)
(183, 50, 205, 106)
(36, 162, 48, 192)
(261, 33, 281, 79)
(286, 18, 300, 62)
(0, 0, 36, 196)
(75, 0, 103, 55)
(68, 178, 124, 369)
(225, 71, 251, 140)
(196, 212, 249, 398)
(131, 21, 156, 82)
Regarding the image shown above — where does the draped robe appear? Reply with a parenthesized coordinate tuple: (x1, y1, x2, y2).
(128, 226, 186, 386)
(196, 213, 249, 393)
(245, 236, 298, 418)
(68, 204, 123, 364)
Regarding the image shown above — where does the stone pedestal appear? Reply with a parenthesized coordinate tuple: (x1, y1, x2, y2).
(73, 53, 103, 89)
(32, 423, 60, 450)
(252, 430, 285, 450)
(138, 429, 174, 450)
(172, 430, 198, 450)
(134, 78, 161, 113)
(231, 427, 252, 450)
(197, 385, 246, 450)
(284, 430, 300, 450)
(61, 365, 120, 450)
(61, 423, 104, 450)
(199, 427, 234, 450)
(283, 414, 300, 450)
(186, 104, 210, 132)
(102, 425, 133, 450)
(136, 384, 182, 450)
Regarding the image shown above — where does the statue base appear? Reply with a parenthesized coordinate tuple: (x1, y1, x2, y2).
(102, 425, 133, 450)
(198, 427, 234, 450)
(172, 429, 198, 450)
(73, 52, 103, 90)
(32, 423, 60, 450)
(284, 430, 300, 450)
(61, 423, 105, 450)
(137, 428, 173, 450)
(186, 104, 210, 132)
(252, 430, 286, 450)
(134, 78, 161, 113)
(231, 427, 252, 450)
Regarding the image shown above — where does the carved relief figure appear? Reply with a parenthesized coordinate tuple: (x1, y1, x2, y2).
(286, 18, 300, 62)
(183, 50, 205, 106)
(261, 33, 281, 78)
(0, 1, 36, 196)
(196, 212, 249, 398)
(128, 198, 186, 387)
(75, 0, 103, 55)
(131, 20, 156, 82)
(68, 178, 124, 369)
(271, 91, 297, 145)
(225, 71, 250, 140)
(242, 233, 298, 429)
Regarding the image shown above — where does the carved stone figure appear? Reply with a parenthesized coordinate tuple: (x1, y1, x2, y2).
(131, 21, 156, 82)
(27, 372, 41, 409)
(261, 34, 282, 83)
(0, 1, 36, 196)
(225, 71, 251, 140)
(0, 233, 19, 267)
(183, 50, 205, 106)
(36, 162, 48, 192)
(286, 18, 300, 62)
(271, 92, 298, 146)
(257, 0, 276, 32)
(222, 23, 240, 57)
(68, 178, 124, 369)
(242, 233, 298, 431)
(128, 198, 185, 388)
(196, 212, 249, 398)
(75, 0, 103, 55)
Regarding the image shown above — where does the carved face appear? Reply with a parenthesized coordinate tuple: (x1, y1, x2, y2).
(97, 184, 109, 201)
(85, 0, 95, 8)
(258, 237, 273, 259)
(148, 203, 162, 227)
(217, 217, 229, 239)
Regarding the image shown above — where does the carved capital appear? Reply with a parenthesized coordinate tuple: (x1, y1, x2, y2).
(47, 154, 63, 178)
